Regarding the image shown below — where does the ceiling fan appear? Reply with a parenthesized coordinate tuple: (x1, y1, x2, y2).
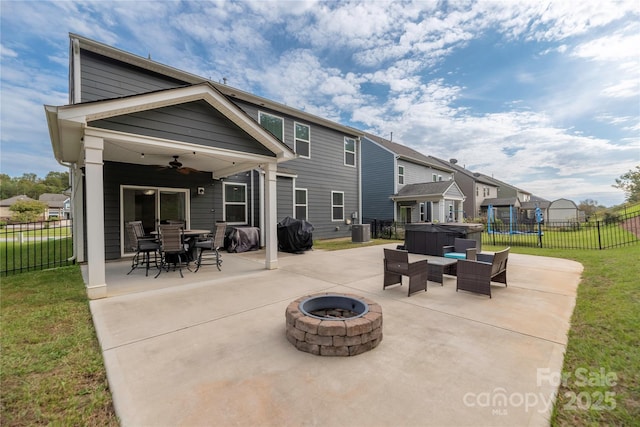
(157, 155, 202, 175)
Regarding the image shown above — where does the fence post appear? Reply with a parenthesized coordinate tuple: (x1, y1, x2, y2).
(597, 220, 603, 250)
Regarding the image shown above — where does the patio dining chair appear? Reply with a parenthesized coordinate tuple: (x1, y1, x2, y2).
(126, 221, 160, 276)
(155, 224, 190, 278)
(194, 222, 227, 272)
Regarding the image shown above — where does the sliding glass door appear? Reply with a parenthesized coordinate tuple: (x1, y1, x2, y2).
(121, 186, 190, 255)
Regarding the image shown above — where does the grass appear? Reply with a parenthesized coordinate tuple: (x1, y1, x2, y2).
(0, 266, 118, 426)
(1, 237, 637, 425)
(482, 244, 640, 426)
(1, 237, 74, 276)
(313, 237, 402, 251)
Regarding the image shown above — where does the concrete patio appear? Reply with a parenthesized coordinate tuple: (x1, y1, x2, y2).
(89, 244, 582, 426)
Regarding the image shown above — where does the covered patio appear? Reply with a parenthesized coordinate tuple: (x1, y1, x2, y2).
(90, 243, 582, 426)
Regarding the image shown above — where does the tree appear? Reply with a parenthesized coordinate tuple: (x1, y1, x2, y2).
(613, 165, 640, 203)
(9, 200, 47, 223)
(0, 171, 69, 200)
(578, 199, 604, 218)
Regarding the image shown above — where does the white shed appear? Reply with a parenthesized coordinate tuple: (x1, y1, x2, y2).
(547, 198, 580, 222)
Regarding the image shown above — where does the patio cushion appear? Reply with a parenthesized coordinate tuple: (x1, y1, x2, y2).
(444, 252, 467, 259)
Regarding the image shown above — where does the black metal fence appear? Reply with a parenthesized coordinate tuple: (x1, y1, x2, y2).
(0, 220, 75, 276)
(364, 211, 639, 250)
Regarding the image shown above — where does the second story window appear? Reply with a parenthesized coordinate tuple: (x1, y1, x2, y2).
(294, 122, 310, 158)
(398, 165, 405, 185)
(432, 173, 437, 182)
(259, 111, 284, 142)
(344, 137, 356, 167)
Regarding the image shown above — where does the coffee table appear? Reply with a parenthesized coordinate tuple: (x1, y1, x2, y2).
(408, 254, 458, 285)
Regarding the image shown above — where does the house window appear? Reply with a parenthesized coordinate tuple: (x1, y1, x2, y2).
(259, 111, 284, 142)
(344, 137, 356, 167)
(398, 165, 405, 185)
(223, 182, 247, 224)
(331, 191, 344, 221)
(419, 203, 425, 221)
(432, 173, 437, 182)
(438, 175, 443, 181)
(294, 122, 310, 158)
(295, 188, 308, 220)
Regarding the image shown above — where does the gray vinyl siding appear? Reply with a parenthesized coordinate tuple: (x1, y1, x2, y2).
(80, 50, 186, 102)
(361, 138, 395, 220)
(89, 101, 275, 158)
(231, 100, 360, 239)
(277, 176, 294, 222)
(102, 162, 224, 260)
(399, 159, 452, 187)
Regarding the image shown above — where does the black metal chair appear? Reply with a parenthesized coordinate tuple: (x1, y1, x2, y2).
(126, 221, 160, 276)
(155, 225, 190, 278)
(194, 222, 227, 272)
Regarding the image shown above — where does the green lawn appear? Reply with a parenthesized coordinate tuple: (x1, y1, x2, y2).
(482, 244, 640, 426)
(0, 266, 118, 426)
(1, 240, 638, 425)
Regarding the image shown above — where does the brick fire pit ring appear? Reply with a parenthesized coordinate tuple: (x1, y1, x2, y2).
(285, 293, 383, 356)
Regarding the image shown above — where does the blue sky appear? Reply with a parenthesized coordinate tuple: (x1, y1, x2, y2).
(1, 0, 638, 206)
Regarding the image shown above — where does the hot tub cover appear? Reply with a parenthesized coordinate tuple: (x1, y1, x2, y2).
(277, 216, 314, 253)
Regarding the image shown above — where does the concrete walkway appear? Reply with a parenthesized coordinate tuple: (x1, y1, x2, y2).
(89, 244, 582, 426)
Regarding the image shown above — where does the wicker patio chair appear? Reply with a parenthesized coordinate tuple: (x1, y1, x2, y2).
(126, 221, 160, 276)
(456, 247, 510, 298)
(194, 222, 227, 272)
(442, 238, 478, 260)
(155, 224, 190, 278)
(383, 248, 428, 297)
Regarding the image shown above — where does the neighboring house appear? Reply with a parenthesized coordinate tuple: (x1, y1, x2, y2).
(430, 157, 500, 219)
(45, 33, 362, 298)
(547, 198, 580, 222)
(0, 195, 38, 220)
(480, 175, 535, 223)
(39, 193, 71, 219)
(361, 133, 465, 223)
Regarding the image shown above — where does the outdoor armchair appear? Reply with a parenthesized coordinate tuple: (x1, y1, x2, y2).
(383, 248, 428, 297)
(442, 238, 478, 260)
(456, 247, 510, 298)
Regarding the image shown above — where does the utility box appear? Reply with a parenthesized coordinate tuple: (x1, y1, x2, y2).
(351, 224, 371, 243)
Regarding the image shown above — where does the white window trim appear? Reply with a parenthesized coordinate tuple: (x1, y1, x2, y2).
(258, 111, 284, 142)
(294, 122, 311, 159)
(419, 202, 425, 222)
(344, 137, 356, 167)
(223, 182, 248, 225)
(331, 191, 345, 221)
(295, 188, 308, 220)
(432, 173, 437, 182)
(398, 165, 405, 185)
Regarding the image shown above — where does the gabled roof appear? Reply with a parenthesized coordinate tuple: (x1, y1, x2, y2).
(392, 181, 464, 201)
(45, 82, 296, 177)
(481, 197, 521, 207)
(39, 193, 70, 208)
(363, 133, 452, 173)
(70, 33, 362, 138)
(429, 156, 497, 186)
(0, 195, 35, 206)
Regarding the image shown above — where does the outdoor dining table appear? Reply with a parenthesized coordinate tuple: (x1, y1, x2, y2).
(152, 229, 211, 262)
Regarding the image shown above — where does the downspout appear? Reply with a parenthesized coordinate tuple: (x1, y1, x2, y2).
(357, 137, 362, 224)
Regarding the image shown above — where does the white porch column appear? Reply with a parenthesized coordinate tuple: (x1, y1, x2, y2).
(83, 135, 107, 299)
(72, 164, 86, 263)
(264, 162, 278, 270)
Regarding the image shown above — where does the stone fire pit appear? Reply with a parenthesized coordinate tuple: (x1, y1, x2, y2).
(285, 293, 383, 356)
